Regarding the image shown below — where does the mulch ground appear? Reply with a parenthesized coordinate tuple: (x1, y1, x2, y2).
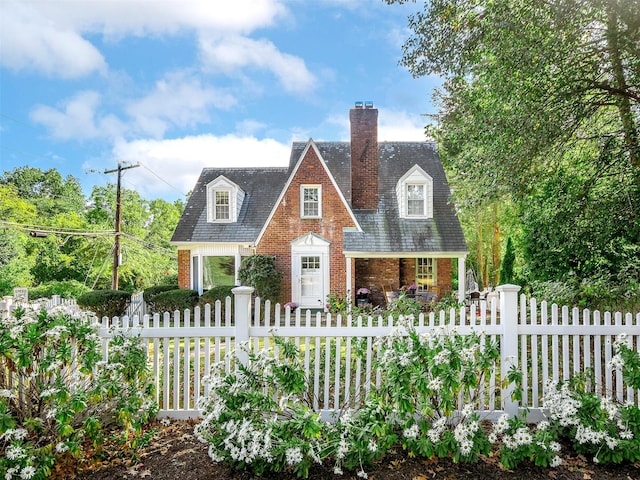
(55, 420, 640, 480)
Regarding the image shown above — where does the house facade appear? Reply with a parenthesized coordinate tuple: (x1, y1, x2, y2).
(171, 103, 468, 308)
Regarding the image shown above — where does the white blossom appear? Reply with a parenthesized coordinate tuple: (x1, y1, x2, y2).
(550, 455, 563, 467)
(285, 447, 303, 465)
(403, 424, 420, 440)
(20, 466, 36, 480)
(368, 438, 378, 452)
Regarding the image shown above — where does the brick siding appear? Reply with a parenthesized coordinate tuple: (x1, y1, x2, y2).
(258, 146, 357, 303)
(350, 107, 378, 210)
(177, 250, 190, 289)
(356, 257, 453, 296)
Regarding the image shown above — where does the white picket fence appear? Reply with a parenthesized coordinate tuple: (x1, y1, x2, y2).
(1, 293, 80, 319)
(91, 285, 640, 422)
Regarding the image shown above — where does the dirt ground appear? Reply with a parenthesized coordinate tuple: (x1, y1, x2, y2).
(57, 420, 640, 480)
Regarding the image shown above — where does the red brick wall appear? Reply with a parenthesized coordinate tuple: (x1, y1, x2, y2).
(350, 107, 378, 210)
(177, 250, 190, 289)
(437, 258, 453, 295)
(355, 258, 400, 290)
(258, 146, 358, 303)
(355, 257, 455, 295)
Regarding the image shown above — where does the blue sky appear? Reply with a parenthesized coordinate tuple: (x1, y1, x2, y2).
(0, 0, 441, 202)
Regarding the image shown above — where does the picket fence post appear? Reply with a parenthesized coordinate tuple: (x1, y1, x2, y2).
(498, 284, 521, 417)
(232, 286, 254, 367)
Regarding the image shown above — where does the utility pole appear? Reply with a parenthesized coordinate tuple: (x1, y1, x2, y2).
(104, 162, 139, 290)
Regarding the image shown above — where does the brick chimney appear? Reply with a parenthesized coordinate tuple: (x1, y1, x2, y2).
(350, 101, 378, 210)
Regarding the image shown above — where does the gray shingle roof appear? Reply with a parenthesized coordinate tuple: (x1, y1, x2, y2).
(342, 142, 468, 254)
(171, 167, 289, 243)
(172, 140, 467, 254)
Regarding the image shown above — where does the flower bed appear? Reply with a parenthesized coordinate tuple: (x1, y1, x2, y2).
(195, 320, 640, 478)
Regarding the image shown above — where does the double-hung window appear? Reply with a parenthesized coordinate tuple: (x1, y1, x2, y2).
(407, 184, 426, 216)
(301, 185, 321, 218)
(214, 190, 230, 220)
(396, 165, 433, 219)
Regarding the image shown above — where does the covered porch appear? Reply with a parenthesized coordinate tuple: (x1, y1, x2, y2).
(345, 253, 467, 308)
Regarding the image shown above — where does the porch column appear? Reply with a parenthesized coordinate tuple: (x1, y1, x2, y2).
(234, 248, 242, 286)
(457, 256, 466, 304)
(345, 256, 352, 311)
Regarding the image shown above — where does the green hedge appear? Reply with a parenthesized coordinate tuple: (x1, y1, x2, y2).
(199, 286, 235, 317)
(77, 289, 132, 318)
(150, 289, 199, 314)
(200, 286, 234, 304)
(29, 280, 91, 300)
(238, 254, 282, 303)
(143, 284, 179, 313)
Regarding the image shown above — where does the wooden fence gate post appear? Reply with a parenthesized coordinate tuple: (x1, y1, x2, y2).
(498, 284, 521, 417)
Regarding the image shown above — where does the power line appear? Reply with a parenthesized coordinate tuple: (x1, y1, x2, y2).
(120, 232, 177, 255)
(139, 162, 188, 197)
(0, 220, 113, 237)
(0, 113, 41, 131)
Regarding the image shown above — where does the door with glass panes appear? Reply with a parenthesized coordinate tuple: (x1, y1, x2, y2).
(291, 234, 329, 309)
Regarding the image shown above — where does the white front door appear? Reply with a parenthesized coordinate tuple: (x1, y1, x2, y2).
(299, 255, 323, 306)
(291, 233, 330, 309)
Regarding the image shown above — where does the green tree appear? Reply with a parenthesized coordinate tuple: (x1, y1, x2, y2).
(0, 185, 36, 294)
(388, 0, 640, 282)
(499, 237, 516, 285)
(0, 166, 84, 216)
(0, 167, 183, 295)
(238, 254, 283, 303)
(85, 184, 181, 291)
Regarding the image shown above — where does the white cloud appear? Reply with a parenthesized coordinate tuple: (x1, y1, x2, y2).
(0, 1, 106, 78)
(112, 134, 290, 199)
(30, 91, 126, 140)
(37, 0, 288, 37)
(199, 35, 317, 95)
(126, 72, 237, 138)
(1, 0, 291, 78)
(30, 72, 237, 140)
(378, 109, 428, 141)
(318, 107, 428, 142)
(236, 119, 268, 136)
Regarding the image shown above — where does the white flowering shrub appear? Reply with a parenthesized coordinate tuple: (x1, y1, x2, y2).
(325, 400, 396, 477)
(0, 305, 157, 479)
(196, 325, 640, 477)
(495, 333, 640, 469)
(195, 337, 326, 478)
(371, 319, 499, 462)
(491, 414, 563, 469)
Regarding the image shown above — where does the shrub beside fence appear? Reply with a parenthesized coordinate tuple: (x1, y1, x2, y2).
(81, 285, 640, 421)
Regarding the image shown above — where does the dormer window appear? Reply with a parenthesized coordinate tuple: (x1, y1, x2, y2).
(397, 165, 433, 219)
(214, 190, 230, 220)
(207, 175, 244, 223)
(407, 184, 426, 216)
(301, 185, 322, 218)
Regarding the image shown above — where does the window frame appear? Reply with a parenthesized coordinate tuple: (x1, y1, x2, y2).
(213, 189, 231, 221)
(416, 257, 437, 289)
(406, 183, 426, 217)
(396, 165, 433, 219)
(300, 184, 322, 219)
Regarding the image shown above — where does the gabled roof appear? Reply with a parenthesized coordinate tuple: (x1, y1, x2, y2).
(255, 140, 361, 244)
(172, 140, 467, 254)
